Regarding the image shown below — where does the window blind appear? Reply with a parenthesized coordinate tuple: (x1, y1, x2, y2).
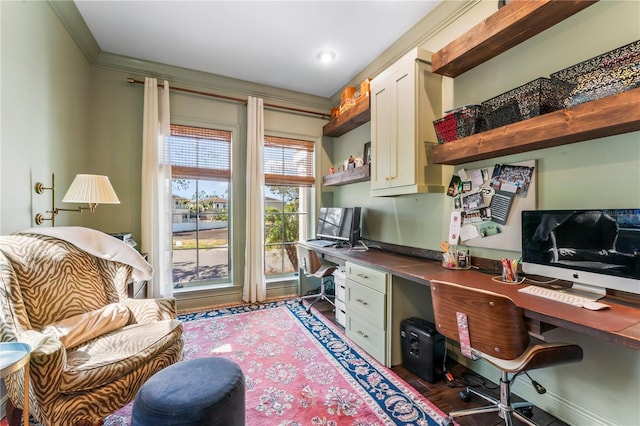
(170, 124, 231, 180)
(264, 135, 315, 187)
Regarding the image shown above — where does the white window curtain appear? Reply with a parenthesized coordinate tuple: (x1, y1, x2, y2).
(141, 77, 173, 298)
(243, 96, 266, 303)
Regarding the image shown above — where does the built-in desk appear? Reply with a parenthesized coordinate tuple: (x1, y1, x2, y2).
(300, 243, 640, 356)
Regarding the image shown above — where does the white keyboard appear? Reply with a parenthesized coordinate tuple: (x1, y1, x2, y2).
(518, 285, 600, 307)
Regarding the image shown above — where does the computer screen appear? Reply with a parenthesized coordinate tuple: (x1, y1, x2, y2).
(316, 207, 361, 247)
(521, 208, 640, 296)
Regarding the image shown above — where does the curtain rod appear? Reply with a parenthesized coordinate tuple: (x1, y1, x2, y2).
(126, 78, 330, 119)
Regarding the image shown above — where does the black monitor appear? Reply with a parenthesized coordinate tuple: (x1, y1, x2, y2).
(521, 208, 640, 296)
(316, 207, 361, 247)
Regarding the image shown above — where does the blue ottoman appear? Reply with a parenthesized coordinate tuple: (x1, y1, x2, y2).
(132, 358, 245, 426)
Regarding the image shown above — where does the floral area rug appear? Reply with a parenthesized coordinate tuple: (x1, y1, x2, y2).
(100, 298, 448, 425)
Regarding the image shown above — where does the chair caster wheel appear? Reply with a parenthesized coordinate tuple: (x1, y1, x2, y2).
(459, 390, 472, 403)
(519, 407, 534, 419)
(441, 417, 454, 426)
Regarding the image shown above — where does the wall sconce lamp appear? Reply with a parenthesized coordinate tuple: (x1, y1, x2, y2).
(34, 173, 120, 226)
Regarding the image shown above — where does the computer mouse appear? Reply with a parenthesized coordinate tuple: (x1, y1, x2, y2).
(582, 301, 610, 311)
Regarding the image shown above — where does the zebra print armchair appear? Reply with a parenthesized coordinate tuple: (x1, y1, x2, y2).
(0, 228, 184, 426)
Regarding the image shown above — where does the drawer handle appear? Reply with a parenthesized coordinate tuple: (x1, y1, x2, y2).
(357, 330, 369, 338)
(356, 298, 368, 305)
(356, 273, 368, 279)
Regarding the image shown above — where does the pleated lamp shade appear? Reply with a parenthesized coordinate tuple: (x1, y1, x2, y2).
(62, 174, 120, 205)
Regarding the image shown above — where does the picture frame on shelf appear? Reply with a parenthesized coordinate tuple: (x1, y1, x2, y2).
(363, 142, 371, 165)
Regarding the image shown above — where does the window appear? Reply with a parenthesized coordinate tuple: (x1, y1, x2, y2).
(263, 135, 315, 276)
(169, 124, 232, 287)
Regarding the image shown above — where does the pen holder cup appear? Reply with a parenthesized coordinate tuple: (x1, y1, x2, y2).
(502, 267, 519, 283)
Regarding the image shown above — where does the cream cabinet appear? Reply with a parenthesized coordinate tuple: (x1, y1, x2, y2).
(345, 261, 389, 365)
(370, 47, 444, 196)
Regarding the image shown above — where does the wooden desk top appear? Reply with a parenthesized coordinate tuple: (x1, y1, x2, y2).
(301, 243, 640, 351)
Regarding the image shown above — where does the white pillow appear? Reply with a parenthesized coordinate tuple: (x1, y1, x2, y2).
(42, 303, 131, 348)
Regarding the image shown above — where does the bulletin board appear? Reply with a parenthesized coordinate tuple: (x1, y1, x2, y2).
(449, 160, 537, 252)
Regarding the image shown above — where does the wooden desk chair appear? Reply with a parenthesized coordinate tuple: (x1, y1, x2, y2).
(297, 245, 336, 314)
(430, 280, 583, 426)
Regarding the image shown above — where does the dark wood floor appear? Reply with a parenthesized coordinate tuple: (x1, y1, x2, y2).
(311, 299, 569, 426)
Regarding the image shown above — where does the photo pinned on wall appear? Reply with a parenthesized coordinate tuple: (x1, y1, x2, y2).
(447, 175, 462, 197)
(462, 207, 492, 225)
(461, 191, 484, 211)
(489, 164, 534, 197)
(453, 194, 462, 209)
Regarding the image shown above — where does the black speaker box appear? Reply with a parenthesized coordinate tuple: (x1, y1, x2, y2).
(400, 317, 445, 383)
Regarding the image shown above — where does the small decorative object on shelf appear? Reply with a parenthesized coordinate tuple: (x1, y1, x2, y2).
(481, 77, 574, 130)
(550, 39, 640, 108)
(355, 78, 371, 99)
(322, 164, 370, 187)
(363, 142, 371, 165)
(433, 105, 484, 144)
(339, 86, 356, 115)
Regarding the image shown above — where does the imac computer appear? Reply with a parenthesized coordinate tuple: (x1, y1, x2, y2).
(316, 207, 361, 248)
(521, 208, 640, 296)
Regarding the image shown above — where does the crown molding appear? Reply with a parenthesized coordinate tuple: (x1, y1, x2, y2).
(94, 52, 332, 114)
(49, 0, 477, 113)
(47, 0, 100, 63)
(330, 0, 482, 105)
(48, 0, 331, 114)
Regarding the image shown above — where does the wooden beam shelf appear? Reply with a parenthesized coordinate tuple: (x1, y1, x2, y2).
(323, 97, 370, 137)
(432, 88, 640, 165)
(431, 0, 598, 77)
(322, 164, 370, 187)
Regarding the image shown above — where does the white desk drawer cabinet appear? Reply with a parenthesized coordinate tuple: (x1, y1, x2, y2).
(346, 279, 386, 329)
(344, 261, 389, 365)
(346, 313, 386, 363)
(346, 262, 387, 293)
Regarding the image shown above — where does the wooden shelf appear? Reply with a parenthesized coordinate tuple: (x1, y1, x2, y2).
(431, 0, 598, 77)
(322, 164, 370, 186)
(432, 88, 640, 165)
(323, 97, 370, 137)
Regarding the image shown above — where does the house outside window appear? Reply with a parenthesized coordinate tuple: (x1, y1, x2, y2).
(169, 124, 232, 288)
(263, 135, 315, 277)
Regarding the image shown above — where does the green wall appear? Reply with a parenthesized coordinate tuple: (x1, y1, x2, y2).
(1, 0, 639, 423)
(327, 2, 640, 424)
(1, 0, 94, 232)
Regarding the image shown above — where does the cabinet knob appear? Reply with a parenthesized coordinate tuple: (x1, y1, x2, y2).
(356, 298, 368, 305)
(356, 273, 368, 279)
(357, 330, 369, 338)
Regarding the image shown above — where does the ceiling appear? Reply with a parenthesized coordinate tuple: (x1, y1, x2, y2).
(74, 1, 441, 98)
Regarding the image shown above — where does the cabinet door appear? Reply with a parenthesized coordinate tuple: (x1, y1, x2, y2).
(390, 66, 417, 189)
(371, 63, 415, 191)
(370, 76, 392, 191)
(371, 48, 441, 196)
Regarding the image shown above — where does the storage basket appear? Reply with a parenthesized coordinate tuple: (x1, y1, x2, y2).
(550, 40, 640, 108)
(433, 105, 484, 144)
(481, 77, 574, 130)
